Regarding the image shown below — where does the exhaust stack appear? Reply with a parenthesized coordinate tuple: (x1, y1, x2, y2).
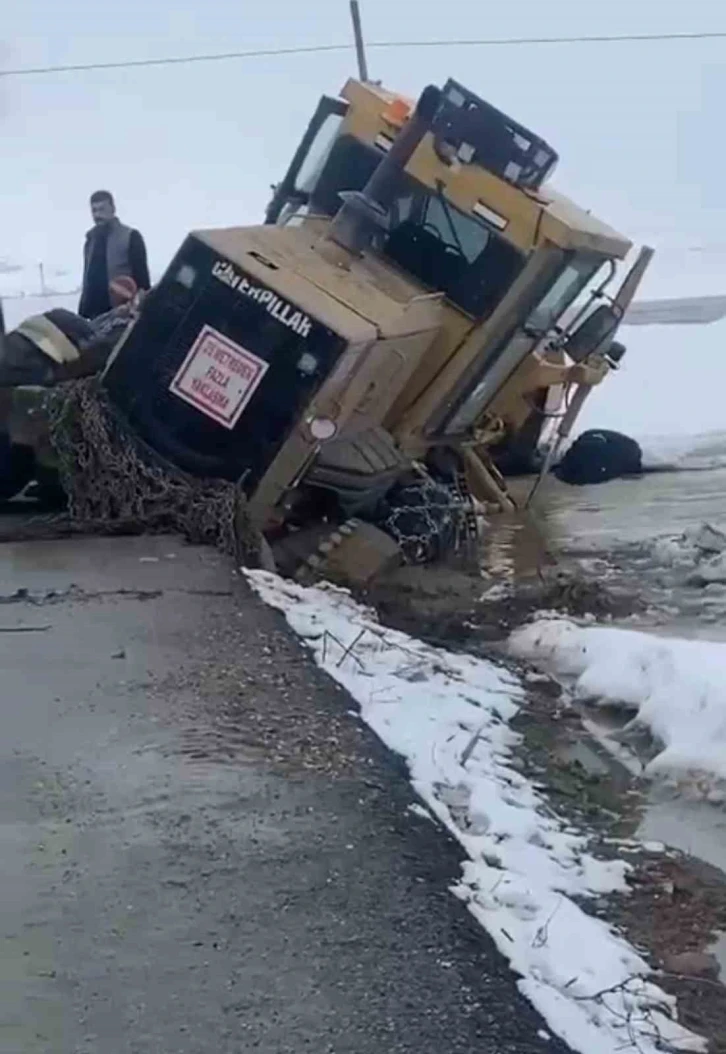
(327, 84, 442, 256)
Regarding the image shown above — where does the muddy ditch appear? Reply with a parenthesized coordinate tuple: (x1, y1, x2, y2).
(361, 561, 726, 1050)
(361, 558, 643, 648)
(513, 673, 726, 1044)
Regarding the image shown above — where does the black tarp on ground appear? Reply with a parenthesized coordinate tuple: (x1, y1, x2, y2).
(554, 429, 643, 485)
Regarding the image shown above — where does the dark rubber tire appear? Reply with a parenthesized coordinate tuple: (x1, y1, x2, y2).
(372, 476, 461, 565)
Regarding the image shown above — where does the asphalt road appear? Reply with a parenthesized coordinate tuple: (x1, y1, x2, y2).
(0, 535, 568, 1054)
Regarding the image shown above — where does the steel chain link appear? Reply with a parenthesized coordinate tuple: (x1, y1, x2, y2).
(377, 474, 478, 565)
(3, 378, 478, 572)
(36, 377, 262, 563)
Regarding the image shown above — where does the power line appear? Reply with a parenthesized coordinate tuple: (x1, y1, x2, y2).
(2, 30, 725, 78)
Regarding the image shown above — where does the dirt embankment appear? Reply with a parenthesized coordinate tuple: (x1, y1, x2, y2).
(365, 561, 726, 1050)
(516, 676, 726, 1051)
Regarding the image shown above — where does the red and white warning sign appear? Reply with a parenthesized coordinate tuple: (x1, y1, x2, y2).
(169, 325, 269, 429)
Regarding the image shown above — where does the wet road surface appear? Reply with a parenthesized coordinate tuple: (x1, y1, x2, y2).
(0, 535, 564, 1054)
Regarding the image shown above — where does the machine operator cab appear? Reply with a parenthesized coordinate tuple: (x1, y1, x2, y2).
(265, 77, 637, 456)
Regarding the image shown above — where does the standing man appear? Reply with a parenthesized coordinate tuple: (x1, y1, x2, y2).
(78, 191, 151, 319)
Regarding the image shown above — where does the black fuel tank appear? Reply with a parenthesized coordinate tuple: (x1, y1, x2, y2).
(102, 235, 346, 488)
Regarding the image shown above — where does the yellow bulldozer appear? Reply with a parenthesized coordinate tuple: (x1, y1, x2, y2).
(0, 72, 653, 583)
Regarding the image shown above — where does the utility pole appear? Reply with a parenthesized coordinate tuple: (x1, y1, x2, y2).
(349, 1, 369, 82)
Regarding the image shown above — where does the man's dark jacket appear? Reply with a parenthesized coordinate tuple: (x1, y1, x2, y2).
(78, 218, 150, 319)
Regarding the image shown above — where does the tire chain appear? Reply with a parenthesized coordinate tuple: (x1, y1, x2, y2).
(32, 377, 263, 563)
(454, 467, 481, 549)
(295, 474, 480, 584)
(5, 378, 479, 576)
(376, 472, 480, 566)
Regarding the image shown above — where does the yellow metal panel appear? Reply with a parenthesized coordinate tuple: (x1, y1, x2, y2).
(195, 225, 441, 341)
(392, 249, 559, 444)
(384, 312, 473, 425)
(340, 77, 414, 113)
(405, 135, 544, 253)
(538, 192, 631, 258)
(335, 79, 632, 260)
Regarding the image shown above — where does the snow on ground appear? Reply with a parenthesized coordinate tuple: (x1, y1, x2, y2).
(246, 571, 703, 1054)
(576, 315, 726, 440)
(637, 431, 726, 472)
(1, 291, 80, 331)
(510, 618, 726, 799)
(648, 523, 726, 584)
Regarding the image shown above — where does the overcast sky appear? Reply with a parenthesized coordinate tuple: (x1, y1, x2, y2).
(2, 0, 726, 296)
(2, 1, 726, 434)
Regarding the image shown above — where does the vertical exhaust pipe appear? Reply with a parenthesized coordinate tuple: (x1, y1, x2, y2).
(328, 84, 442, 256)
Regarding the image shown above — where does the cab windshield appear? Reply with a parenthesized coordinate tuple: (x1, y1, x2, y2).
(307, 135, 525, 319)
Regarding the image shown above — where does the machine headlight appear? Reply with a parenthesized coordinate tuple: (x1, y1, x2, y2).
(308, 416, 338, 441)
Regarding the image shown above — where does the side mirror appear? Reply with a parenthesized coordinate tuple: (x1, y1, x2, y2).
(606, 339, 627, 368)
(564, 303, 620, 363)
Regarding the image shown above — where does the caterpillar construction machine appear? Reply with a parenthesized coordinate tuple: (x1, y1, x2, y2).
(1, 75, 653, 584)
